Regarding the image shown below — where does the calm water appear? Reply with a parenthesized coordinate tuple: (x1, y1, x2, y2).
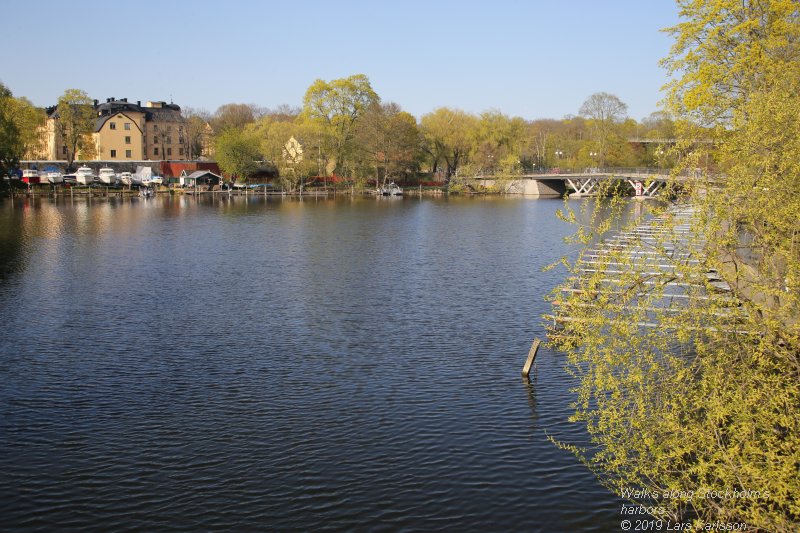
(0, 194, 626, 531)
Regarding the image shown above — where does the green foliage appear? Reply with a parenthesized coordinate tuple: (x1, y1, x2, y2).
(549, 2, 800, 530)
(0, 82, 45, 177)
(301, 74, 378, 177)
(214, 128, 262, 182)
(420, 107, 477, 179)
(0, 82, 22, 177)
(56, 88, 96, 168)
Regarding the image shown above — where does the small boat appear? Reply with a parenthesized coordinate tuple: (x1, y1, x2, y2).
(381, 182, 403, 196)
(46, 171, 63, 184)
(98, 167, 118, 185)
(75, 166, 95, 185)
(119, 172, 133, 186)
(141, 174, 163, 187)
(138, 187, 154, 198)
(21, 169, 41, 184)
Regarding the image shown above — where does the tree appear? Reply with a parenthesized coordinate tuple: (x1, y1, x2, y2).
(301, 74, 379, 177)
(1, 83, 46, 177)
(214, 128, 262, 183)
(0, 83, 22, 177)
(356, 102, 420, 188)
(212, 103, 260, 132)
(470, 110, 526, 175)
(56, 89, 96, 169)
(550, 2, 800, 531)
(182, 107, 212, 160)
(579, 92, 628, 166)
(420, 107, 477, 180)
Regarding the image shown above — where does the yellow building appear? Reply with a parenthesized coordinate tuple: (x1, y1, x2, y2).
(94, 99, 146, 160)
(27, 97, 190, 162)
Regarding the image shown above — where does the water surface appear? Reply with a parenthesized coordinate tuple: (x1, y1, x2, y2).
(0, 195, 625, 531)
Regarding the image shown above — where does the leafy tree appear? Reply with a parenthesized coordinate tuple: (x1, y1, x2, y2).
(56, 89, 96, 169)
(301, 74, 379, 177)
(420, 107, 477, 180)
(470, 110, 526, 175)
(0, 83, 46, 177)
(0, 83, 22, 177)
(550, 2, 800, 531)
(214, 128, 262, 183)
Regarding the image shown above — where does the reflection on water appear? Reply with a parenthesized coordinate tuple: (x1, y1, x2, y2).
(0, 195, 628, 531)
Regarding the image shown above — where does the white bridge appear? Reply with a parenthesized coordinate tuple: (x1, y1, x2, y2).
(470, 168, 692, 198)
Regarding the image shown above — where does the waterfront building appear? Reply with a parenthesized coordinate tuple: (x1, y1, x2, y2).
(26, 97, 190, 162)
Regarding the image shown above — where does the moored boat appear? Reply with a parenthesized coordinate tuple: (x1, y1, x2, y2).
(98, 167, 118, 185)
(380, 182, 403, 196)
(119, 172, 133, 186)
(75, 166, 95, 185)
(46, 171, 63, 184)
(21, 170, 41, 184)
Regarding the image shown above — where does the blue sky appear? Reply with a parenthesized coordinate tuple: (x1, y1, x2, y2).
(1, 0, 679, 121)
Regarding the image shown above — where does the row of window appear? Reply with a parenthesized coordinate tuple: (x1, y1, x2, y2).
(106, 147, 185, 158)
(108, 122, 185, 138)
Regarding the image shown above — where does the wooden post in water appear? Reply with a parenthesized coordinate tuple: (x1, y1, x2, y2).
(522, 338, 541, 379)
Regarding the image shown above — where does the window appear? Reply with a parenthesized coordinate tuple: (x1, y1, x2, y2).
(125, 136, 131, 144)
(153, 124, 158, 131)
(179, 147, 184, 156)
(125, 150, 131, 158)
(154, 147, 159, 156)
(153, 136, 159, 143)
(167, 148, 172, 156)
(166, 136, 172, 144)
(109, 122, 116, 130)
(62, 146, 67, 155)
(124, 123, 131, 130)
(110, 149, 117, 158)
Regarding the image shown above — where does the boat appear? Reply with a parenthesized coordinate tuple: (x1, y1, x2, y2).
(140, 173, 162, 187)
(98, 167, 118, 185)
(75, 166, 95, 185)
(119, 172, 133, 186)
(138, 187, 154, 198)
(21, 169, 41, 184)
(46, 171, 63, 184)
(380, 182, 403, 196)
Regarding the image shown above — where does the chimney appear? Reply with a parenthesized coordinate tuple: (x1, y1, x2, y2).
(137, 100, 141, 107)
(106, 98, 111, 103)
(122, 98, 127, 102)
(93, 99, 98, 106)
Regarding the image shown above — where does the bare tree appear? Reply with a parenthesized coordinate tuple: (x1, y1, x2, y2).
(579, 92, 628, 166)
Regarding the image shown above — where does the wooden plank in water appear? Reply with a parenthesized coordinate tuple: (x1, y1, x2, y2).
(522, 338, 541, 379)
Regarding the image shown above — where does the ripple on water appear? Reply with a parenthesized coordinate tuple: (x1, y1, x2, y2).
(0, 196, 623, 531)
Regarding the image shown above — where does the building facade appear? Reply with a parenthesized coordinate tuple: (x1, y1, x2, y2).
(28, 97, 190, 162)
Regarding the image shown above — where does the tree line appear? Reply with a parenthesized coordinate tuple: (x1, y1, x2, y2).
(208, 81, 677, 190)
(1, 78, 678, 189)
